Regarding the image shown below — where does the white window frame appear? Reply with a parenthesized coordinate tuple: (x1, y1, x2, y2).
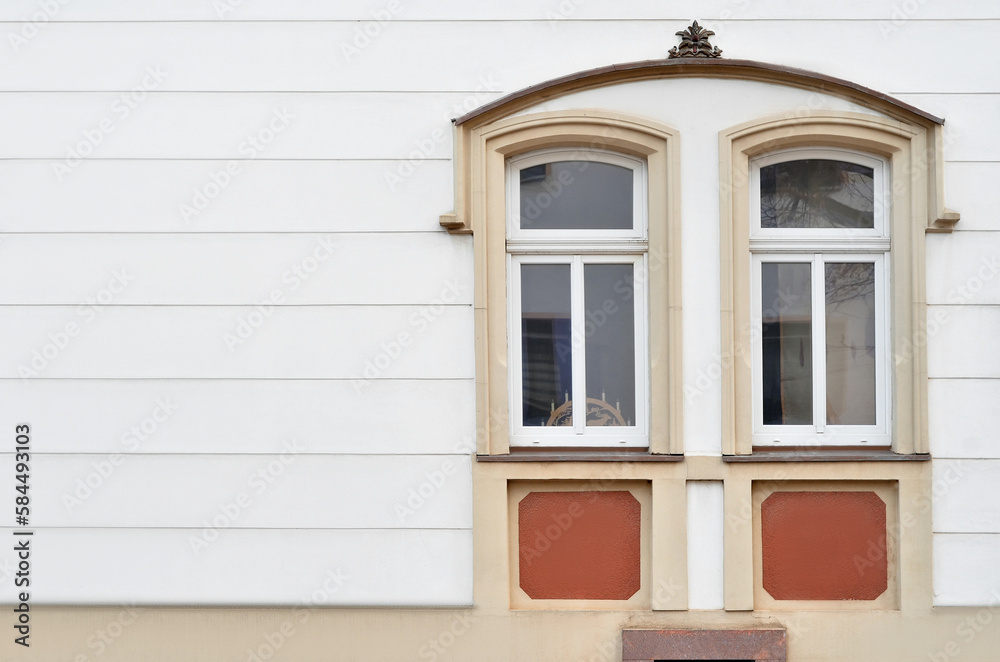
(506, 148, 649, 448)
(749, 148, 892, 447)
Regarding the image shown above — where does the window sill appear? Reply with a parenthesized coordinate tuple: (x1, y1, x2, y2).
(477, 450, 683, 463)
(724, 448, 930, 462)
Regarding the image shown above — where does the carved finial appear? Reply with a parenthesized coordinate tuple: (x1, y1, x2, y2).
(668, 20, 722, 59)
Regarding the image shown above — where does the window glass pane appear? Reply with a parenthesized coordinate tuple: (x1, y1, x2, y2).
(760, 159, 875, 229)
(521, 264, 572, 427)
(584, 264, 636, 426)
(519, 161, 633, 230)
(826, 263, 877, 425)
(761, 263, 813, 425)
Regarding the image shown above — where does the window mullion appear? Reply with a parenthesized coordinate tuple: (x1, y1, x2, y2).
(571, 255, 586, 435)
(812, 254, 827, 434)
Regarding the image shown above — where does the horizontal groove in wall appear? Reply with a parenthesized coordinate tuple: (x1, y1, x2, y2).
(0, 377, 471, 381)
(0, 303, 471, 307)
(0, 525, 472, 532)
(0, 157, 453, 162)
(0, 18, 996, 24)
(0, 89, 994, 96)
(0, 451, 474, 457)
(0, 230, 454, 235)
(0, 89, 504, 94)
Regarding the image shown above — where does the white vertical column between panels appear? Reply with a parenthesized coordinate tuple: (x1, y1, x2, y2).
(686, 480, 725, 609)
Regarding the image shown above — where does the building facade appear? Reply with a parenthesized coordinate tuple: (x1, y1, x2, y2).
(1, 2, 998, 661)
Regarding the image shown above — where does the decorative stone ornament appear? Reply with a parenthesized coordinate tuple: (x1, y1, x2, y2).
(668, 20, 723, 58)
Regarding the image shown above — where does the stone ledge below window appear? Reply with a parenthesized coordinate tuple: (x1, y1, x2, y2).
(477, 450, 684, 463)
(724, 448, 931, 463)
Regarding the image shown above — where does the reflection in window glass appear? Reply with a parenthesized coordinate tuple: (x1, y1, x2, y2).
(826, 263, 877, 425)
(761, 263, 812, 425)
(520, 161, 632, 230)
(584, 264, 635, 426)
(521, 264, 572, 427)
(760, 159, 875, 229)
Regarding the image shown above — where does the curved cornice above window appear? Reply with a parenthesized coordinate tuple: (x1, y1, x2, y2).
(453, 58, 944, 129)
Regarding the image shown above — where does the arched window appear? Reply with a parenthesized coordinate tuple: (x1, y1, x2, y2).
(507, 148, 649, 447)
(748, 148, 891, 447)
(720, 111, 952, 455)
(441, 110, 682, 455)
